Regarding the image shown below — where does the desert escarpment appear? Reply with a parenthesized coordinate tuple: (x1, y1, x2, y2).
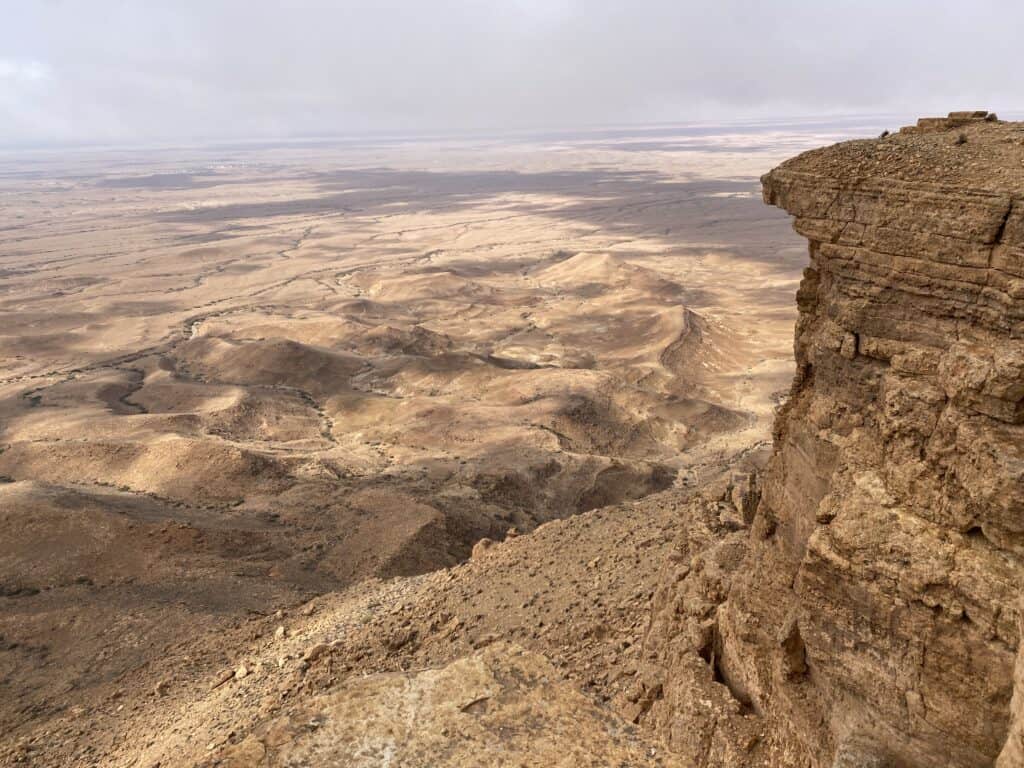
(640, 114, 1024, 767)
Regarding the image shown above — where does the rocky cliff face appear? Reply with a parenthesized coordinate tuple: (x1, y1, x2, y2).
(639, 114, 1024, 767)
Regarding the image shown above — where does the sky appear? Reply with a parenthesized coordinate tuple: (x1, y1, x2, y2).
(2, 0, 1022, 147)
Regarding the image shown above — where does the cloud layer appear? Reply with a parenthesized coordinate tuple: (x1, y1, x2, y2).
(3, 0, 1022, 146)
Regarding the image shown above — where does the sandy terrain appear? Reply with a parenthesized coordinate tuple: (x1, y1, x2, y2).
(0, 119, 880, 765)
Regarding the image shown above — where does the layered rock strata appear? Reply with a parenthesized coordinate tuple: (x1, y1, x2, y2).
(640, 115, 1024, 767)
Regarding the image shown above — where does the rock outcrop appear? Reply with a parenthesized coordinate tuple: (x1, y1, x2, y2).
(217, 643, 684, 767)
(640, 114, 1024, 767)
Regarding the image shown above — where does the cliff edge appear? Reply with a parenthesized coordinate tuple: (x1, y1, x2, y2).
(640, 113, 1024, 767)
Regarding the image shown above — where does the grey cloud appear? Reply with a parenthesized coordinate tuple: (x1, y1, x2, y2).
(2, 0, 1021, 146)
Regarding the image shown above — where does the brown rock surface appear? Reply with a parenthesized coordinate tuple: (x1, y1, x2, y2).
(1000, 602, 1024, 767)
(218, 642, 682, 768)
(640, 114, 1024, 767)
(63, 487, 703, 768)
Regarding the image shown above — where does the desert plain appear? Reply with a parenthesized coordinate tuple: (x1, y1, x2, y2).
(0, 119, 880, 765)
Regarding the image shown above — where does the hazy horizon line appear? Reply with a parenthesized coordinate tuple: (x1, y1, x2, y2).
(3, 109, 996, 155)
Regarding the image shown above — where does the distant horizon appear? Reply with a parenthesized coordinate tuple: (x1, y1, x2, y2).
(7, 109, 1023, 156)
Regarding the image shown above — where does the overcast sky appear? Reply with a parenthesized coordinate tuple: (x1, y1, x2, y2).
(2, 0, 1021, 147)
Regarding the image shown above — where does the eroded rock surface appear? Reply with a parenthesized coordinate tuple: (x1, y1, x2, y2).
(641, 114, 1024, 767)
(218, 642, 682, 768)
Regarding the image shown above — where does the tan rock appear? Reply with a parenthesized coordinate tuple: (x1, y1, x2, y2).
(644, 116, 1023, 768)
(215, 643, 684, 767)
(471, 538, 494, 559)
(211, 669, 234, 690)
(302, 643, 330, 663)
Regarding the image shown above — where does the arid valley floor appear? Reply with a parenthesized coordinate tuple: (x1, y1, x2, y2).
(1, 120, 882, 766)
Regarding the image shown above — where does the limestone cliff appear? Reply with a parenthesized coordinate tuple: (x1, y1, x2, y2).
(639, 113, 1024, 767)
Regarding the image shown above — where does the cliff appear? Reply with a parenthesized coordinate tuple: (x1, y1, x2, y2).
(638, 113, 1024, 767)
